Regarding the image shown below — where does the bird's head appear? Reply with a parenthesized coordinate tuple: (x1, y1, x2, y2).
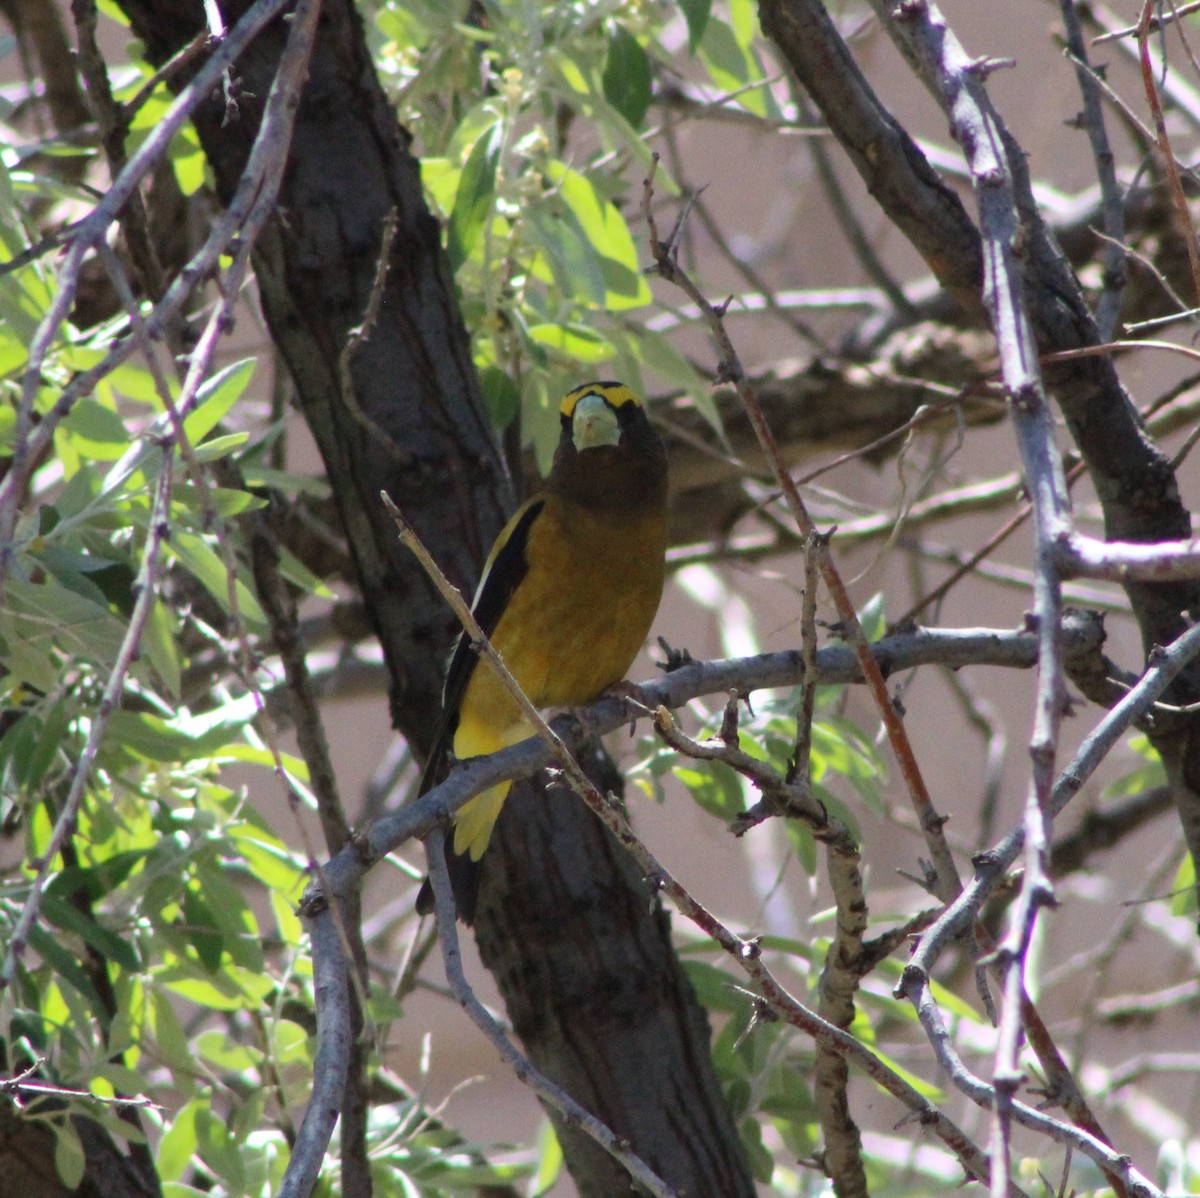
(560, 381, 641, 453)
(551, 381, 668, 513)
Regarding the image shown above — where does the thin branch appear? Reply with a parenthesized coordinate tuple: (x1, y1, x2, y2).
(425, 828, 680, 1198)
(642, 155, 964, 907)
(801, 88, 916, 317)
(279, 898, 353, 1198)
(71, 0, 168, 306)
(1060, 0, 1127, 340)
(905, 979, 1161, 1198)
(1058, 530, 1200, 581)
(1093, 0, 1200, 43)
(121, 30, 213, 122)
(900, 616, 1200, 986)
(287, 610, 1106, 1198)
(1136, 0, 1200, 308)
(660, 690, 870, 1195)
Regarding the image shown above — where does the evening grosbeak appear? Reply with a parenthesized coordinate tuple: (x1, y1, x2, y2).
(416, 381, 669, 920)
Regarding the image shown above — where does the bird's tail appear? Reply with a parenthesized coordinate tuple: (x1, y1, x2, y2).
(414, 781, 511, 922)
(415, 841, 482, 924)
(453, 781, 511, 861)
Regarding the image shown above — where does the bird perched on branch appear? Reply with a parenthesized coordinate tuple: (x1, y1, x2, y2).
(416, 380, 670, 921)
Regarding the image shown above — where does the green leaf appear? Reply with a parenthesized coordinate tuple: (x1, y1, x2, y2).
(480, 365, 520, 429)
(194, 859, 262, 971)
(527, 322, 612, 364)
(446, 123, 500, 273)
(104, 711, 198, 763)
(196, 1028, 261, 1072)
(151, 988, 193, 1075)
(270, 1018, 311, 1065)
(47, 850, 147, 902)
(229, 823, 306, 894)
(238, 466, 331, 498)
(602, 27, 652, 129)
(158, 963, 275, 1011)
(0, 699, 69, 792)
(27, 924, 108, 1019)
(157, 1098, 200, 1182)
(182, 886, 225, 972)
(105, 695, 258, 765)
(1171, 850, 1197, 920)
(0, 402, 16, 451)
(191, 431, 250, 462)
(166, 532, 267, 630)
(857, 592, 886, 642)
(531, 1120, 564, 1195)
(42, 894, 141, 971)
(142, 596, 182, 698)
(741, 1116, 774, 1184)
(0, 710, 41, 792)
(184, 359, 255, 444)
(53, 1120, 87, 1190)
(527, 203, 608, 308)
(760, 1062, 815, 1122)
(698, 15, 780, 119)
(543, 162, 651, 310)
(674, 759, 745, 820)
(679, 0, 712, 53)
(418, 155, 458, 216)
(1, 579, 127, 688)
(681, 959, 750, 1016)
(195, 1106, 247, 1190)
(60, 398, 133, 461)
(177, 484, 266, 517)
(272, 544, 334, 599)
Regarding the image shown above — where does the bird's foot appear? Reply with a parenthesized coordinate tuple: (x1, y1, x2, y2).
(655, 636, 694, 673)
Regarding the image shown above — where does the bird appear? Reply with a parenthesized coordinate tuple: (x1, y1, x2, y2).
(415, 380, 670, 921)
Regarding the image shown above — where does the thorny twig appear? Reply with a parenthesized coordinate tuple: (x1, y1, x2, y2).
(1059, 0, 1127, 340)
(1136, 0, 1200, 307)
(643, 153, 965, 907)
(658, 697, 872, 1196)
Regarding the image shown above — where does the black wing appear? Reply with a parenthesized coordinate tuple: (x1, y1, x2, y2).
(419, 496, 544, 794)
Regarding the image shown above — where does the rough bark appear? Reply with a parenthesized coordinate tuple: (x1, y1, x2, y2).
(478, 755, 754, 1198)
(0, 1104, 160, 1198)
(110, 0, 754, 1192)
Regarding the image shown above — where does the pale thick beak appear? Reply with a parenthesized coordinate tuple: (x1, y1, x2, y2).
(572, 391, 620, 451)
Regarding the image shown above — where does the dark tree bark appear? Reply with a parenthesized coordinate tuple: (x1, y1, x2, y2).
(0, 1104, 160, 1198)
(110, 0, 754, 1193)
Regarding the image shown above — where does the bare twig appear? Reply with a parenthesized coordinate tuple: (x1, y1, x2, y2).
(1059, 0, 1127, 340)
(71, 0, 168, 306)
(289, 613, 1106, 1198)
(1093, 0, 1200, 43)
(1136, 0, 1200, 307)
(643, 155, 964, 907)
(426, 827, 681, 1198)
(279, 899, 353, 1198)
(338, 208, 412, 465)
(901, 617, 1200, 986)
